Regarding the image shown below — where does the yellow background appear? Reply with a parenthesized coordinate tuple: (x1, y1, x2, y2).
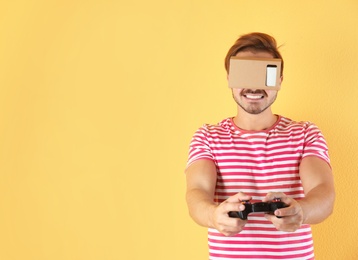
(0, 0, 357, 259)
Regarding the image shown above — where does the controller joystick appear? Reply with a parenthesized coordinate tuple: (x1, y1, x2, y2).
(228, 198, 288, 220)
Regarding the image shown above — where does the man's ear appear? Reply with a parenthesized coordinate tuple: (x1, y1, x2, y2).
(279, 75, 284, 87)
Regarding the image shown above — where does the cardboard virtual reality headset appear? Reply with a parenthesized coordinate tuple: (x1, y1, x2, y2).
(228, 57, 282, 90)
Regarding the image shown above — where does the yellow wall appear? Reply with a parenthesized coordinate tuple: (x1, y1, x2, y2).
(0, 0, 357, 259)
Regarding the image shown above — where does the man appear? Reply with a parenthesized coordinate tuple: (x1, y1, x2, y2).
(185, 32, 335, 260)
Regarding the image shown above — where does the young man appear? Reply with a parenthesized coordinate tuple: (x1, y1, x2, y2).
(185, 32, 335, 260)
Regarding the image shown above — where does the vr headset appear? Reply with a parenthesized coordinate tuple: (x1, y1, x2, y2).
(228, 57, 282, 91)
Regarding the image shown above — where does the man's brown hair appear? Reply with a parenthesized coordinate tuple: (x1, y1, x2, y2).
(224, 32, 284, 76)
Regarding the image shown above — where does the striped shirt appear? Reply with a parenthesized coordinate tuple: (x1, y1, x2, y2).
(186, 116, 330, 260)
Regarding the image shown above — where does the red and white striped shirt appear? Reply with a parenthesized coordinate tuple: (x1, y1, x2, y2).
(186, 116, 330, 260)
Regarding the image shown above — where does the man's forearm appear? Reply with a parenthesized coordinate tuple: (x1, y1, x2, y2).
(299, 183, 335, 225)
(186, 188, 217, 228)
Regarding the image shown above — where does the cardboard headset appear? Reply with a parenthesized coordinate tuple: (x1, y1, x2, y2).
(228, 57, 282, 90)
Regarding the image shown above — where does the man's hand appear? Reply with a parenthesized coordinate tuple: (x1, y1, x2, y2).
(263, 192, 304, 232)
(211, 192, 252, 236)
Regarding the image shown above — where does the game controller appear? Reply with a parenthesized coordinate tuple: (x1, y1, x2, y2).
(228, 198, 288, 220)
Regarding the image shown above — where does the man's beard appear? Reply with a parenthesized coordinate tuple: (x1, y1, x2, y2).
(232, 89, 277, 115)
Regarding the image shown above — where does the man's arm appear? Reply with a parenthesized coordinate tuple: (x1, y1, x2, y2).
(265, 156, 335, 231)
(297, 156, 335, 224)
(185, 159, 217, 228)
(185, 159, 251, 236)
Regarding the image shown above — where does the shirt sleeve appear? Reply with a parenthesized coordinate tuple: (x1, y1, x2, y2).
(186, 125, 215, 168)
(302, 123, 331, 166)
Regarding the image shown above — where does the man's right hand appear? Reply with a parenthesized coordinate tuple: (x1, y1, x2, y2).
(210, 192, 252, 236)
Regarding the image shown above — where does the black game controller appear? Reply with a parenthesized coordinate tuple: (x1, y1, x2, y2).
(228, 198, 288, 220)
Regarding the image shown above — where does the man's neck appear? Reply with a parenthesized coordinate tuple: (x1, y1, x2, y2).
(233, 110, 278, 131)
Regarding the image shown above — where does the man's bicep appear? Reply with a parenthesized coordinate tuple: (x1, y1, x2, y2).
(185, 159, 217, 195)
(299, 156, 334, 195)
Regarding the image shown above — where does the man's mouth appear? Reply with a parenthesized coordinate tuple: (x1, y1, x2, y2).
(244, 94, 265, 99)
(242, 90, 267, 100)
